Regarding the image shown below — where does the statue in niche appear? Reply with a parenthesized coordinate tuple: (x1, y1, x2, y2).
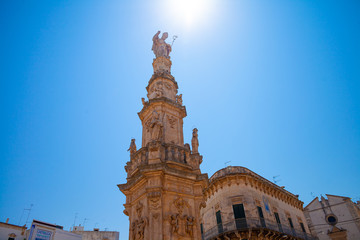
(176, 94, 183, 105)
(185, 216, 195, 237)
(128, 139, 137, 156)
(150, 111, 163, 141)
(170, 214, 179, 233)
(152, 31, 172, 59)
(191, 128, 199, 153)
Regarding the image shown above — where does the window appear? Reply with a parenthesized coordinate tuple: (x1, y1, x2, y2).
(326, 215, 338, 225)
(216, 210, 223, 234)
(233, 204, 247, 229)
(233, 204, 246, 219)
(257, 206, 264, 218)
(274, 212, 283, 232)
(288, 218, 294, 228)
(274, 212, 281, 224)
(300, 222, 306, 232)
(200, 223, 204, 240)
(257, 206, 266, 227)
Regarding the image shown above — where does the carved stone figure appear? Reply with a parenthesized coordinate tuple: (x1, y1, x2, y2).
(128, 139, 137, 156)
(150, 111, 163, 141)
(185, 216, 194, 237)
(167, 115, 176, 129)
(191, 128, 199, 153)
(176, 94, 183, 105)
(152, 31, 172, 59)
(170, 214, 179, 233)
(148, 83, 164, 99)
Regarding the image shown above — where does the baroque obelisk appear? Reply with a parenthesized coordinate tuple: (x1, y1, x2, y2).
(118, 31, 208, 240)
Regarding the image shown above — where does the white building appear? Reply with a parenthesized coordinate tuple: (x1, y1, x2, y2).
(304, 194, 360, 240)
(28, 220, 81, 240)
(0, 219, 27, 240)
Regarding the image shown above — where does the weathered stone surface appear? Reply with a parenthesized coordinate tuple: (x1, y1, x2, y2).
(118, 31, 207, 240)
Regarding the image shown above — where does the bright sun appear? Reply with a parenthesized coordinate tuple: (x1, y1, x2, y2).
(164, 0, 214, 30)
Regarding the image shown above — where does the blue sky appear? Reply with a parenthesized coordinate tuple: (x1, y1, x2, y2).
(1, 0, 359, 238)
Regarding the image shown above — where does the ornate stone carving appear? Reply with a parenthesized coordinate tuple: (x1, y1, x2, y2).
(174, 196, 190, 214)
(152, 31, 171, 59)
(185, 216, 195, 237)
(141, 97, 148, 106)
(150, 111, 163, 141)
(128, 139, 137, 157)
(191, 128, 199, 153)
(131, 221, 137, 240)
(167, 115, 176, 128)
(148, 82, 164, 99)
(170, 214, 180, 233)
(137, 218, 146, 240)
(136, 201, 144, 218)
(176, 94, 183, 105)
(149, 198, 160, 209)
(169, 213, 196, 238)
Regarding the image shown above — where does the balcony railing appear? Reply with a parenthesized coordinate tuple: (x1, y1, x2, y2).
(202, 217, 316, 240)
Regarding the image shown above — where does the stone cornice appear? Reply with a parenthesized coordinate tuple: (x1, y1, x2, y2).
(204, 166, 303, 210)
(138, 97, 186, 120)
(118, 162, 208, 192)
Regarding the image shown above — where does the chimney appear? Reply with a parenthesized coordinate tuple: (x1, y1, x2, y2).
(6, 218, 9, 223)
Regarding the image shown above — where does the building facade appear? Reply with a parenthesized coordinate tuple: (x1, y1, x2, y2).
(72, 226, 119, 240)
(201, 166, 314, 240)
(0, 220, 27, 240)
(28, 220, 81, 240)
(304, 194, 360, 240)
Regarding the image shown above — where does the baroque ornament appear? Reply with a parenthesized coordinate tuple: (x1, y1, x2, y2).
(173, 196, 189, 214)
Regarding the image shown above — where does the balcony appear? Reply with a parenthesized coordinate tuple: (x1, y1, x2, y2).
(203, 217, 316, 240)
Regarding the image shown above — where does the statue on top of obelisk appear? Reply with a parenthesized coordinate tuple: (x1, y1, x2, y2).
(152, 31, 172, 59)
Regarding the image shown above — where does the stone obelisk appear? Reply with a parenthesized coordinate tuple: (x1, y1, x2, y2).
(118, 31, 208, 240)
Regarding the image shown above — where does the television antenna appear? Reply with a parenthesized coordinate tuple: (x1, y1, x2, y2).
(83, 218, 88, 228)
(224, 161, 231, 167)
(73, 213, 78, 227)
(273, 175, 281, 184)
(19, 204, 33, 226)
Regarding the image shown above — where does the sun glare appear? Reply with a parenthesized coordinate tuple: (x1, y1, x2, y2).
(164, 0, 214, 30)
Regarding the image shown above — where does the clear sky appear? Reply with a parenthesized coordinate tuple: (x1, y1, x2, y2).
(1, 0, 359, 238)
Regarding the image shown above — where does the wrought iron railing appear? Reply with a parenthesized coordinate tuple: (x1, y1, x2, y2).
(202, 217, 316, 240)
